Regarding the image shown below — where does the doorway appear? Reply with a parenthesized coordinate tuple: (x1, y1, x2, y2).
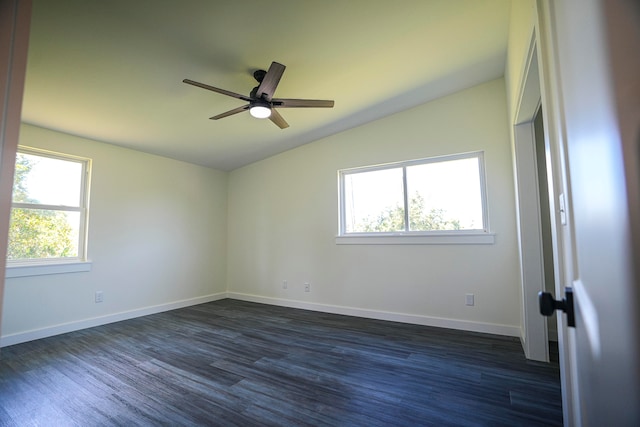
(513, 40, 549, 362)
(533, 106, 559, 362)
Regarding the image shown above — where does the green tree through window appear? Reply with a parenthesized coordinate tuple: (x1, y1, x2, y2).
(8, 150, 88, 262)
(355, 194, 461, 232)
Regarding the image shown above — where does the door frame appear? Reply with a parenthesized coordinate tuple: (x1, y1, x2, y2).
(512, 34, 548, 363)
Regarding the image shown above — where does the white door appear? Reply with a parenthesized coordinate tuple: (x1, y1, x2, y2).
(546, 0, 640, 425)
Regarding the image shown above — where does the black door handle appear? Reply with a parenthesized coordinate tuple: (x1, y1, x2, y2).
(538, 287, 575, 327)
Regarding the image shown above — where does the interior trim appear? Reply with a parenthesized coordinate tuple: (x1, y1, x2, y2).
(335, 232, 495, 245)
(227, 292, 519, 337)
(0, 292, 227, 347)
(6, 261, 92, 278)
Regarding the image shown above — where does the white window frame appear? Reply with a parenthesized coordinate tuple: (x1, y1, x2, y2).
(336, 151, 495, 245)
(6, 146, 92, 277)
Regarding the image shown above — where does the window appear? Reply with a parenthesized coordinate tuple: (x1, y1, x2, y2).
(7, 147, 91, 265)
(338, 152, 493, 244)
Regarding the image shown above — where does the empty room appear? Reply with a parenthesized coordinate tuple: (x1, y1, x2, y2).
(1, 0, 639, 426)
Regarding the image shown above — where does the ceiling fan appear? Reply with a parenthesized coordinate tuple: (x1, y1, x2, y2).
(183, 61, 334, 129)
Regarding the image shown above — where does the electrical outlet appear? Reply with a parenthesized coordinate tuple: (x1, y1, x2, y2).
(283, 280, 288, 289)
(95, 291, 104, 303)
(304, 282, 310, 292)
(465, 293, 474, 306)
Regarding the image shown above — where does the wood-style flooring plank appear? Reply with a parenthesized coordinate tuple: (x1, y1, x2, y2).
(0, 299, 562, 426)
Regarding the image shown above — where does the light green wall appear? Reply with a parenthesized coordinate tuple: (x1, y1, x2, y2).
(227, 78, 522, 333)
(1, 124, 228, 341)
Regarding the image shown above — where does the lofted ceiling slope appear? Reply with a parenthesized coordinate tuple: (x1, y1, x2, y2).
(22, 0, 511, 171)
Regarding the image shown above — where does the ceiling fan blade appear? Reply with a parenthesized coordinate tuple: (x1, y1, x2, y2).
(272, 98, 334, 108)
(269, 108, 289, 129)
(183, 79, 252, 102)
(209, 105, 250, 120)
(256, 62, 286, 101)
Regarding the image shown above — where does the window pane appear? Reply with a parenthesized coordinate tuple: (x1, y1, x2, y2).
(8, 208, 80, 260)
(406, 157, 483, 231)
(344, 168, 405, 232)
(12, 153, 82, 206)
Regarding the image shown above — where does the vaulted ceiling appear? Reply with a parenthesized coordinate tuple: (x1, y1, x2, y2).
(22, 0, 511, 171)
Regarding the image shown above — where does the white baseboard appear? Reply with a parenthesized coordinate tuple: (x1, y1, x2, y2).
(227, 292, 520, 337)
(1, 292, 521, 348)
(0, 292, 227, 348)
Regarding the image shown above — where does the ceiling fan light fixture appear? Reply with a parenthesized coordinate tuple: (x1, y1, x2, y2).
(250, 103, 271, 119)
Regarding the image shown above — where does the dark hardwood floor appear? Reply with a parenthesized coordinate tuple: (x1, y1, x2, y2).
(0, 299, 562, 426)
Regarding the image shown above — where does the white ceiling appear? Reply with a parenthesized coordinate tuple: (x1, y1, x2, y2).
(22, 0, 512, 171)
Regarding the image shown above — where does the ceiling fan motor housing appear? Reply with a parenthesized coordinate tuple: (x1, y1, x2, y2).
(253, 69, 267, 83)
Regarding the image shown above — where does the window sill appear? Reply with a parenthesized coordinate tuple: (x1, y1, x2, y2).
(335, 232, 495, 245)
(6, 260, 92, 278)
